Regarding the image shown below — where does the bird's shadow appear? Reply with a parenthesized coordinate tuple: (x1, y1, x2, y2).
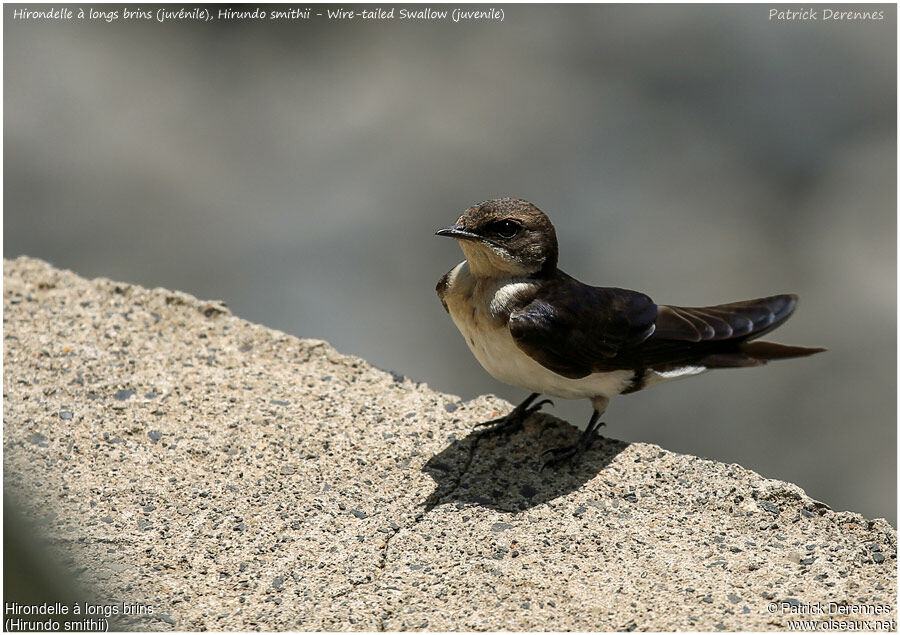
(422, 414, 629, 513)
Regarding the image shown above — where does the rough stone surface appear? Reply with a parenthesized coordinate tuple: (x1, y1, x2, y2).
(3, 256, 897, 631)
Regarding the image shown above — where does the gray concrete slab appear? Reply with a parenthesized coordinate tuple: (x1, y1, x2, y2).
(3, 256, 896, 631)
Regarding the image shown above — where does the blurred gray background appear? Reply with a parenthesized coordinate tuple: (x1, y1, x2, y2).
(4, 4, 896, 523)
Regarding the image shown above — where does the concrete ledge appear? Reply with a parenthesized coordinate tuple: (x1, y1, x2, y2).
(3, 256, 896, 631)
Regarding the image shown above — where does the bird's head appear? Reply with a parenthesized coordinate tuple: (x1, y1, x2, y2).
(436, 198, 559, 277)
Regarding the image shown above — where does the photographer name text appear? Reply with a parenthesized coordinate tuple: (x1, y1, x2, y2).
(769, 7, 885, 21)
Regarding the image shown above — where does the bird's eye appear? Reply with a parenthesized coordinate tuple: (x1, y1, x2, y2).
(487, 219, 521, 239)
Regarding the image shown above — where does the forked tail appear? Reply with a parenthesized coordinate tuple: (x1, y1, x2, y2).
(739, 340, 827, 361)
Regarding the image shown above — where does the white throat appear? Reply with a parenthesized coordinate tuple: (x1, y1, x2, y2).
(459, 241, 533, 278)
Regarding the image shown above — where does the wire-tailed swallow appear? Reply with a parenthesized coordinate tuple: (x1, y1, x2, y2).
(436, 197, 825, 468)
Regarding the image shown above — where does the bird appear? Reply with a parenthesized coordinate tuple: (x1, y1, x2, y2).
(435, 197, 825, 468)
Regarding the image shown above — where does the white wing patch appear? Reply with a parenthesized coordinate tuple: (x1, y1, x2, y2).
(643, 365, 708, 389)
(655, 365, 707, 379)
(489, 281, 535, 318)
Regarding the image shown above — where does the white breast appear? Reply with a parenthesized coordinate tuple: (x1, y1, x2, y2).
(460, 319, 635, 400)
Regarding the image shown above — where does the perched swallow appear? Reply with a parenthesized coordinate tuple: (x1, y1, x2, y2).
(436, 197, 825, 468)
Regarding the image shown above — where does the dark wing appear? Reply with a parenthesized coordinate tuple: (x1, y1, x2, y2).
(511, 285, 808, 376)
(653, 295, 797, 342)
(508, 274, 657, 379)
(436, 270, 451, 312)
(624, 294, 803, 369)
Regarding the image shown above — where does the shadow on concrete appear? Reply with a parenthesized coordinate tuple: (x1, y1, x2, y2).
(2, 493, 133, 632)
(422, 415, 630, 513)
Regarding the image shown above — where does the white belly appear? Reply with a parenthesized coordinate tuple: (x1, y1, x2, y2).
(455, 317, 635, 400)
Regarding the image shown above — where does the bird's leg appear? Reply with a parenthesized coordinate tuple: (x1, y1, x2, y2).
(475, 392, 554, 436)
(541, 398, 608, 470)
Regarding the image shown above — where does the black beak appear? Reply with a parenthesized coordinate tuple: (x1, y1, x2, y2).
(435, 225, 482, 242)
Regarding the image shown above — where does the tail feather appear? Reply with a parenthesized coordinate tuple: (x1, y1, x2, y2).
(636, 293, 825, 369)
(739, 340, 827, 361)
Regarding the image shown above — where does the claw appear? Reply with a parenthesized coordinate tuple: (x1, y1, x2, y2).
(525, 399, 554, 415)
(474, 393, 553, 437)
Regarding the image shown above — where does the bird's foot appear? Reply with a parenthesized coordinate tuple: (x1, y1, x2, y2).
(475, 393, 553, 437)
(540, 415, 605, 470)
